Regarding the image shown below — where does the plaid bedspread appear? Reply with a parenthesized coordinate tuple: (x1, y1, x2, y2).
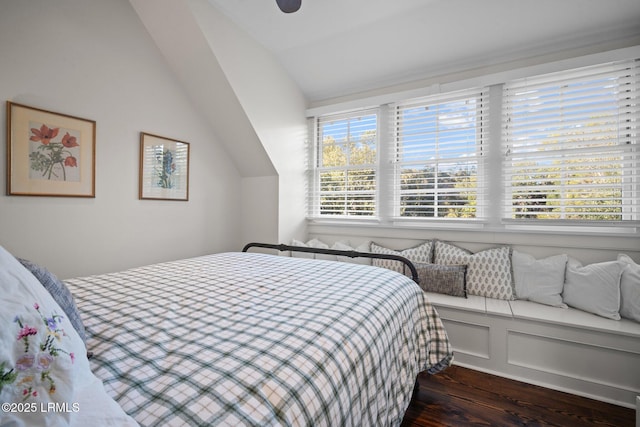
(65, 252, 452, 426)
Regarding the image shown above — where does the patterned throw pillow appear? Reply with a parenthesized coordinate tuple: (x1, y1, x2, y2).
(371, 241, 433, 276)
(415, 263, 467, 298)
(17, 258, 87, 343)
(434, 241, 514, 300)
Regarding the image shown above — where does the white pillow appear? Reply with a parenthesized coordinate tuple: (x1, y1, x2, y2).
(434, 241, 514, 300)
(512, 251, 568, 308)
(562, 258, 624, 320)
(290, 239, 315, 259)
(308, 238, 336, 261)
(332, 241, 372, 265)
(617, 254, 640, 322)
(290, 238, 336, 260)
(0, 245, 138, 427)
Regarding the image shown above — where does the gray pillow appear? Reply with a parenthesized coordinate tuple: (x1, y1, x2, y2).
(416, 263, 467, 298)
(17, 257, 87, 343)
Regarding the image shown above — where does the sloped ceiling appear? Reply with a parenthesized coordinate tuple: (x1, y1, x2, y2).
(207, 0, 640, 103)
(130, 0, 276, 178)
(130, 0, 640, 178)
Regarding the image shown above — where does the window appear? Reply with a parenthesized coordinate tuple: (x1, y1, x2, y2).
(502, 60, 639, 224)
(392, 89, 487, 219)
(308, 55, 639, 233)
(310, 110, 378, 217)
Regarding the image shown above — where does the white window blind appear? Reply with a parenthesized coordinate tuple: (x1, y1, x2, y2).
(502, 59, 640, 224)
(391, 89, 488, 219)
(310, 110, 378, 217)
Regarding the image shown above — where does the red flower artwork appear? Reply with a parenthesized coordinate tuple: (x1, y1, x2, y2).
(61, 132, 79, 148)
(28, 123, 80, 181)
(29, 124, 59, 145)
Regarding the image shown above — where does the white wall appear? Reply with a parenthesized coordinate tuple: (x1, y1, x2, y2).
(187, 0, 309, 244)
(130, 0, 306, 250)
(240, 176, 279, 246)
(0, 0, 244, 278)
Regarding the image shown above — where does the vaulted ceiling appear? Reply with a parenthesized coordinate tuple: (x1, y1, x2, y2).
(131, 0, 640, 180)
(207, 0, 640, 103)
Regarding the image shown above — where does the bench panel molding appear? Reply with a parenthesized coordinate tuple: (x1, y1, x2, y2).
(432, 296, 640, 409)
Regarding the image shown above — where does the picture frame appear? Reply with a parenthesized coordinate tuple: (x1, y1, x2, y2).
(6, 101, 96, 197)
(139, 132, 190, 201)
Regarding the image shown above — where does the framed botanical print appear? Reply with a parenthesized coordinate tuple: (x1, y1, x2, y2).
(6, 101, 96, 197)
(139, 132, 190, 201)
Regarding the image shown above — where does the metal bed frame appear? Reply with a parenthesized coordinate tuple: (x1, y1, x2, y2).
(242, 242, 419, 284)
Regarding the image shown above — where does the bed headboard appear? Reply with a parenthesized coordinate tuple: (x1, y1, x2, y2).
(242, 242, 420, 284)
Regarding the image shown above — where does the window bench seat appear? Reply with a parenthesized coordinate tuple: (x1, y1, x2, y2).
(425, 292, 640, 409)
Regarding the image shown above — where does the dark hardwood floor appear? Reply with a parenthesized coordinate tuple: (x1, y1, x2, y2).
(401, 365, 636, 427)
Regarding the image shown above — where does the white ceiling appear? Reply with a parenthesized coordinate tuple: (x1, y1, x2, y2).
(207, 0, 640, 102)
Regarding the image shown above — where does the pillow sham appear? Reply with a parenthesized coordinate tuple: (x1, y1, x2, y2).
(371, 241, 433, 276)
(617, 254, 640, 322)
(0, 245, 137, 427)
(291, 238, 337, 261)
(562, 258, 624, 320)
(290, 239, 315, 259)
(415, 263, 467, 298)
(434, 241, 514, 300)
(332, 241, 372, 265)
(17, 258, 87, 343)
(512, 251, 568, 308)
(307, 238, 337, 261)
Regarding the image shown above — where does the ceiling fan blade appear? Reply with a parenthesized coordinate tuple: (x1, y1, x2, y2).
(276, 0, 301, 13)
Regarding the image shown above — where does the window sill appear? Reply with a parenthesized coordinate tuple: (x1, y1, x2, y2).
(307, 217, 639, 238)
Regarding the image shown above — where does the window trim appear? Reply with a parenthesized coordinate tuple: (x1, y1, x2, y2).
(310, 109, 380, 219)
(501, 59, 639, 225)
(390, 88, 488, 221)
(307, 47, 640, 236)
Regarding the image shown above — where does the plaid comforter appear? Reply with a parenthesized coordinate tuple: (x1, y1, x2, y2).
(65, 252, 452, 426)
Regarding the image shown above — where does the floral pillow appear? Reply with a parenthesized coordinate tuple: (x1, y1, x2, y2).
(0, 245, 137, 427)
(4, 302, 75, 401)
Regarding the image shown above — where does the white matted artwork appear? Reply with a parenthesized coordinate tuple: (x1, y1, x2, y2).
(139, 132, 190, 201)
(6, 101, 96, 197)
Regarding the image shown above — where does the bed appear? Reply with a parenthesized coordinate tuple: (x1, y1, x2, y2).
(1, 244, 452, 426)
